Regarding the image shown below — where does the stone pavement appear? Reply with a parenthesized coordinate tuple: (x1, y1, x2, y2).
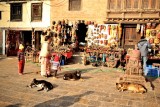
(0, 53, 160, 107)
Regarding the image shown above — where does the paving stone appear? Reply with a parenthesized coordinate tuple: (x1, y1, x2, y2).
(142, 102, 159, 107)
(114, 98, 129, 106)
(100, 101, 117, 107)
(128, 100, 143, 107)
(71, 103, 87, 107)
(110, 93, 122, 98)
(88, 100, 101, 106)
(74, 97, 89, 105)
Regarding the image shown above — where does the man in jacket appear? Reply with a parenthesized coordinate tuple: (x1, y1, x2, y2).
(137, 36, 151, 73)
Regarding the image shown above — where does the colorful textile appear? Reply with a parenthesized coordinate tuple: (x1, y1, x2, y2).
(17, 49, 25, 74)
(18, 60, 25, 74)
(50, 60, 60, 70)
(40, 57, 51, 76)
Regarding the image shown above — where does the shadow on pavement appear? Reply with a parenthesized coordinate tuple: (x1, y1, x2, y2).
(145, 76, 157, 90)
(34, 91, 94, 107)
(57, 68, 97, 78)
(6, 103, 22, 107)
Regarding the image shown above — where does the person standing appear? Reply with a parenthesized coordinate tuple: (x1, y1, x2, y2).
(17, 44, 25, 75)
(39, 36, 52, 77)
(50, 55, 61, 79)
(137, 36, 151, 72)
(40, 29, 47, 47)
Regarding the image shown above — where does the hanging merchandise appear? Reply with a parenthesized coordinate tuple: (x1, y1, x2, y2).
(157, 30, 160, 39)
(146, 29, 150, 38)
(86, 24, 118, 47)
(151, 30, 156, 36)
(112, 25, 117, 38)
(108, 25, 111, 35)
(143, 24, 146, 36)
(154, 37, 160, 44)
(110, 25, 114, 37)
(136, 24, 141, 32)
(151, 23, 156, 29)
(146, 23, 151, 29)
(140, 25, 144, 37)
(118, 24, 122, 39)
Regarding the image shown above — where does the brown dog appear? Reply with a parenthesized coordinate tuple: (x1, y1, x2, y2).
(116, 82, 147, 94)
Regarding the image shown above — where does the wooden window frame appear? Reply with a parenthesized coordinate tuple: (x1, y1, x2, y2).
(125, 0, 139, 9)
(107, 0, 158, 11)
(31, 3, 42, 22)
(0, 11, 1, 20)
(108, 0, 123, 10)
(10, 3, 22, 21)
(69, 0, 81, 11)
(142, 0, 156, 9)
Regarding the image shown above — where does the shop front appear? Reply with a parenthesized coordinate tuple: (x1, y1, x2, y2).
(5, 29, 41, 56)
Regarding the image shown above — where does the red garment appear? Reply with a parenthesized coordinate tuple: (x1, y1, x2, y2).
(18, 60, 25, 74)
(17, 49, 25, 74)
(54, 55, 60, 61)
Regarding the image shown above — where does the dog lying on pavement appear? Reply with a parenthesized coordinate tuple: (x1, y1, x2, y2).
(63, 70, 82, 80)
(27, 78, 53, 92)
(116, 82, 147, 94)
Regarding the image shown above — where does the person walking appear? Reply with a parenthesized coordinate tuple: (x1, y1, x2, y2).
(17, 44, 25, 75)
(39, 36, 52, 77)
(137, 36, 151, 73)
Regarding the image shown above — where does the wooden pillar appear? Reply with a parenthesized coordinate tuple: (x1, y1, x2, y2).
(32, 28, 35, 50)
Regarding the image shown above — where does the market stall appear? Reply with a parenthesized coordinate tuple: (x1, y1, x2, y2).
(83, 45, 125, 68)
(83, 23, 125, 67)
(86, 24, 121, 48)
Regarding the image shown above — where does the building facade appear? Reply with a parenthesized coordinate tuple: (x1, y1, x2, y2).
(50, 0, 160, 49)
(0, 0, 51, 55)
(0, 0, 160, 55)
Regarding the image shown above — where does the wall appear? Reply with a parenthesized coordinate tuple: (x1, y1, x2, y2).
(0, 29, 2, 54)
(0, 1, 51, 30)
(50, 0, 107, 24)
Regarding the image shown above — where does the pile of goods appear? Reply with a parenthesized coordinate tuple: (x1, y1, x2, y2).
(83, 45, 125, 68)
(51, 45, 72, 53)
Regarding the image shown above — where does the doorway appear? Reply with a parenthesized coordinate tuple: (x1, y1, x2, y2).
(22, 31, 32, 49)
(122, 24, 141, 49)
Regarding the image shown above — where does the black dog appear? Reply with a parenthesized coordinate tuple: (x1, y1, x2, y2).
(28, 78, 53, 92)
(63, 70, 81, 80)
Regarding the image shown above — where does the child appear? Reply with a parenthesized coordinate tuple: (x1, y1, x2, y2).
(17, 44, 25, 75)
(50, 55, 61, 79)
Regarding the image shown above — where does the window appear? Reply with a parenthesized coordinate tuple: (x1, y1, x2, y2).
(31, 3, 42, 21)
(0, 11, 1, 20)
(125, 0, 139, 9)
(142, 0, 156, 9)
(69, 0, 81, 11)
(10, 3, 22, 21)
(108, 0, 122, 10)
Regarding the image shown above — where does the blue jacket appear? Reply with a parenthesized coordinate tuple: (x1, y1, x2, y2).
(137, 39, 151, 57)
